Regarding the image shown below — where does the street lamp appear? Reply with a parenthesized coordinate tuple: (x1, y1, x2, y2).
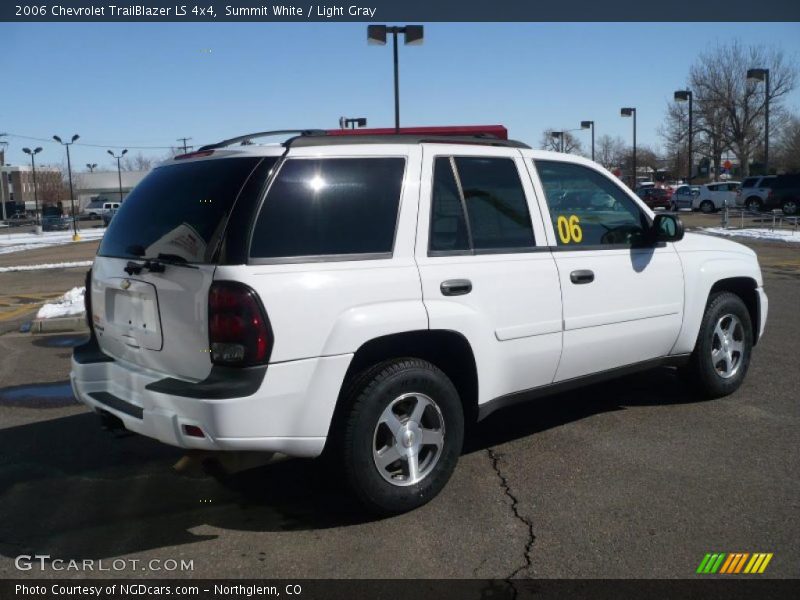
(674, 90, 693, 183)
(551, 131, 564, 152)
(339, 117, 368, 130)
(367, 24, 424, 132)
(53, 133, 80, 241)
(86, 163, 98, 172)
(22, 147, 43, 232)
(621, 108, 637, 188)
(747, 68, 770, 174)
(107, 149, 128, 204)
(580, 121, 595, 162)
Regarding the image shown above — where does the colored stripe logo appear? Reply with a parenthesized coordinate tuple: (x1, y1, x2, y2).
(696, 552, 773, 574)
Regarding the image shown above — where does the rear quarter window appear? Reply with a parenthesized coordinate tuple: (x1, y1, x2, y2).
(249, 157, 406, 260)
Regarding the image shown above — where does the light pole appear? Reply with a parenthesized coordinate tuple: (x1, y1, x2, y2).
(86, 163, 97, 172)
(551, 131, 564, 152)
(22, 147, 43, 232)
(621, 108, 637, 188)
(107, 149, 128, 204)
(53, 134, 80, 241)
(674, 90, 693, 183)
(747, 68, 770, 175)
(581, 121, 595, 162)
(339, 117, 368, 130)
(367, 24, 424, 132)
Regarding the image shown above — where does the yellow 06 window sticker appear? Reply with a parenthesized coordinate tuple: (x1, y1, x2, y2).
(556, 215, 583, 244)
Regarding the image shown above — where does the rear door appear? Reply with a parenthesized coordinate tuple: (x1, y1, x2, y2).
(415, 145, 563, 405)
(91, 153, 274, 381)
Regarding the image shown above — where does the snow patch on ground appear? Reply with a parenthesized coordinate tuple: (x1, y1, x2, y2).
(700, 227, 800, 243)
(0, 261, 93, 273)
(0, 228, 105, 255)
(36, 287, 86, 319)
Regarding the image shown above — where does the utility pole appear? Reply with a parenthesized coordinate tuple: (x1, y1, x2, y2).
(177, 137, 193, 154)
(0, 133, 7, 221)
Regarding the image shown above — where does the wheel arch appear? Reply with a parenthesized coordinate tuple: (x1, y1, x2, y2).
(708, 277, 761, 345)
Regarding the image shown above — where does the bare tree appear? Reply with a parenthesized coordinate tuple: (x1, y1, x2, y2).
(689, 41, 797, 176)
(120, 152, 155, 171)
(659, 100, 690, 180)
(539, 129, 583, 154)
(594, 134, 626, 170)
(774, 114, 800, 173)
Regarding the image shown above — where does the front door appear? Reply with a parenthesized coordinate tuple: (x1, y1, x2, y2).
(527, 157, 684, 382)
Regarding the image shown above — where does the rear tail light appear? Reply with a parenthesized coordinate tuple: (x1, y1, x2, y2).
(208, 282, 272, 367)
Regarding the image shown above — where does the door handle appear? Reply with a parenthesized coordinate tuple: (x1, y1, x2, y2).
(440, 279, 472, 296)
(570, 270, 594, 284)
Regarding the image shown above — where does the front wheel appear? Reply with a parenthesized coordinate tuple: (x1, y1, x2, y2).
(699, 200, 715, 214)
(338, 358, 464, 515)
(685, 292, 753, 398)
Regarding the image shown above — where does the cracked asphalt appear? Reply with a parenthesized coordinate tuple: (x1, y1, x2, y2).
(0, 222, 798, 579)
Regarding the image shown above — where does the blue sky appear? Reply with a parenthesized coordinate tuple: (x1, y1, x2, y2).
(2, 22, 799, 170)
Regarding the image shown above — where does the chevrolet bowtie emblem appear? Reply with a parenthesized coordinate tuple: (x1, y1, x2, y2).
(121, 279, 131, 290)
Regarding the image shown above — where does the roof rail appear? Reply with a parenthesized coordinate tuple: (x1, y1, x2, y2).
(198, 129, 327, 151)
(289, 134, 530, 149)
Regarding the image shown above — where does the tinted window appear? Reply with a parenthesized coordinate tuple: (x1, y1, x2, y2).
(250, 158, 405, 259)
(430, 158, 470, 252)
(741, 177, 759, 188)
(454, 157, 534, 250)
(535, 160, 649, 247)
(98, 157, 264, 263)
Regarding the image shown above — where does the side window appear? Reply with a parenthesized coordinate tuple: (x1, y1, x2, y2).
(429, 156, 535, 253)
(250, 158, 405, 259)
(534, 160, 649, 247)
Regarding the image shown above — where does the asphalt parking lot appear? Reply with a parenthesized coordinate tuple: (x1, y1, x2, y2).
(0, 215, 798, 579)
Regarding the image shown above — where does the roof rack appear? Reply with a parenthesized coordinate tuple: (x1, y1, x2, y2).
(289, 134, 530, 149)
(198, 129, 327, 151)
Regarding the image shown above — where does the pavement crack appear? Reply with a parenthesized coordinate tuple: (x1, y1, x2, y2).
(486, 447, 535, 580)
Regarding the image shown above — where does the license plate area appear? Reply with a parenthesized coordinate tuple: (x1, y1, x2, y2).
(105, 280, 163, 351)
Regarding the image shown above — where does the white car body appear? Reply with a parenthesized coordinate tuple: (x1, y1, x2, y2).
(85, 202, 121, 217)
(693, 182, 741, 211)
(71, 140, 767, 461)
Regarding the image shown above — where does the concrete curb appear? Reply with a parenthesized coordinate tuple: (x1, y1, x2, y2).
(31, 314, 89, 334)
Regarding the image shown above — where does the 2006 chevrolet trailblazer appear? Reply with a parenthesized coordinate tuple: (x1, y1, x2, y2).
(71, 127, 767, 514)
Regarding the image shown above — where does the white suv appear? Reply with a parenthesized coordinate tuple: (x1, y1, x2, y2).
(71, 130, 768, 514)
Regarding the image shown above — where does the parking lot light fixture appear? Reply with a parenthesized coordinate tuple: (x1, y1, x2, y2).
(551, 131, 564, 152)
(53, 133, 80, 240)
(86, 163, 97, 172)
(339, 117, 368, 130)
(621, 108, 637, 188)
(107, 149, 128, 204)
(747, 68, 770, 174)
(674, 90, 693, 183)
(367, 24, 424, 132)
(22, 147, 43, 230)
(581, 121, 595, 161)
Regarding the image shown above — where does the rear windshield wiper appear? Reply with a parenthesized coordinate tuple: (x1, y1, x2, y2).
(156, 253, 199, 269)
(123, 254, 198, 276)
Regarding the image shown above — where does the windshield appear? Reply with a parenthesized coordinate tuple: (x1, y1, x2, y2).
(98, 157, 267, 263)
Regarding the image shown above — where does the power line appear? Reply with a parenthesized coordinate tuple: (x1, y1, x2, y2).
(3, 133, 177, 150)
(177, 136, 193, 153)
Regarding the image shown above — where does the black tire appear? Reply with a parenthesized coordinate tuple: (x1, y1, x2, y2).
(337, 358, 464, 515)
(782, 198, 798, 216)
(699, 200, 715, 214)
(684, 292, 753, 398)
(744, 197, 762, 212)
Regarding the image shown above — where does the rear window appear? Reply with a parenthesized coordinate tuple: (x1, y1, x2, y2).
(98, 157, 264, 263)
(249, 158, 405, 260)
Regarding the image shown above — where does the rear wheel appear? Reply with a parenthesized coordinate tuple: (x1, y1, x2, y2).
(782, 199, 798, 215)
(337, 358, 464, 515)
(685, 292, 753, 398)
(700, 200, 715, 214)
(744, 197, 762, 212)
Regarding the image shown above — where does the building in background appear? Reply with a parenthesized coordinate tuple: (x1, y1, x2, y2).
(1, 164, 63, 218)
(75, 170, 148, 211)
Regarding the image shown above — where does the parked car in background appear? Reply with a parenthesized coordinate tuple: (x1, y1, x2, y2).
(42, 215, 71, 231)
(102, 208, 118, 227)
(638, 187, 671, 210)
(769, 174, 800, 215)
(693, 182, 741, 213)
(6, 212, 34, 227)
(85, 201, 121, 219)
(670, 185, 700, 211)
(736, 176, 776, 212)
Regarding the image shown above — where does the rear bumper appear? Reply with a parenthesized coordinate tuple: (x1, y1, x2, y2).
(70, 341, 352, 457)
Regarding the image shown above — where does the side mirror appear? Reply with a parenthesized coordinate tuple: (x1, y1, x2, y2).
(652, 213, 684, 242)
